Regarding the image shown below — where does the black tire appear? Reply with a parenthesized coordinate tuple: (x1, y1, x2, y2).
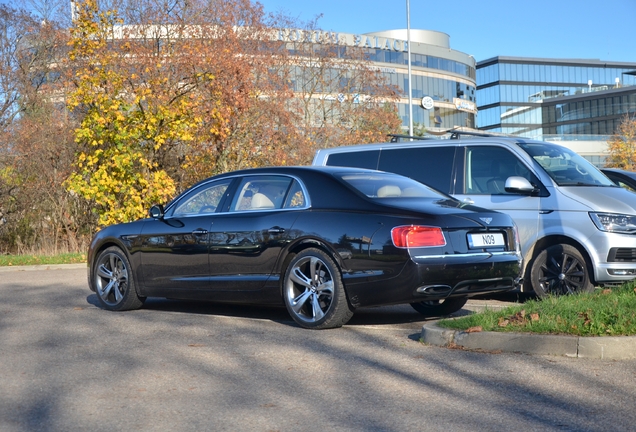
(528, 244, 594, 297)
(283, 248, 354, 329)
(410, 297, 468, 317)
(92, 246, 145, 311)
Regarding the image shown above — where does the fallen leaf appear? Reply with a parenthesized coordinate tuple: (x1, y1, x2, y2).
(602, 289, 612, 295)
(530, 313, 539, 321)
(465, 326, 483, 333)
(188, 343, 205, 347)
(498, 318, 510, 327)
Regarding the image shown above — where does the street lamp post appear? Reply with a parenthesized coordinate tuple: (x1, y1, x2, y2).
(406, 0, 413, 137)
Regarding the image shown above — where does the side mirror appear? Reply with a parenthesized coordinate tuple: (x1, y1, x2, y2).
(149, 204, 165, 219)
(505, 176, 537, 195)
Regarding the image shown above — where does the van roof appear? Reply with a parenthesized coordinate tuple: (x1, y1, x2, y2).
(315, 135, 555, 155)
(312, 132, 570, 167)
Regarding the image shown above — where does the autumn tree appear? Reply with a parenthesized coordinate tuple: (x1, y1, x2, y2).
(2, 104, 86, 253)
(65, 0, 302, 227)
(66, 0, 404, 229)
(279, 20, 402, 155)
(0, 4, 62, 132)
(0, 0, 413, 250)
(605, 115, 636, 170)
(0, 3, 78, 253)
(9, 0, 72, 26)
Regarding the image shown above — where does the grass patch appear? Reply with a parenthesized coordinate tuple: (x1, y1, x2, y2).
(438, 283, 636, 337)
(0, 253, 86, 267)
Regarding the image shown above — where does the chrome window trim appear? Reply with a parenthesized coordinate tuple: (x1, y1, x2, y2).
(165, 173, 312, 217)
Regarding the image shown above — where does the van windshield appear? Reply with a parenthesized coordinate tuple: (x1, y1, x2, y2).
(517, 142, 615, 187)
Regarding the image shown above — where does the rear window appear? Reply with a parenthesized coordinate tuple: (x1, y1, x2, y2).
(337, 172, 446, 199)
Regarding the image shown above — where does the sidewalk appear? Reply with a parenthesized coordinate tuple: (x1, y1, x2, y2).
(422, 302, 636, 360)
(0, 263, 86, 272)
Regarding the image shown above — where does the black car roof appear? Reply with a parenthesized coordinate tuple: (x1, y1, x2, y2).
(173, 165, 400, 207)
(189, 165, 396, 187)
(602, 168, 636, 175)
(215, 165, 385, 176)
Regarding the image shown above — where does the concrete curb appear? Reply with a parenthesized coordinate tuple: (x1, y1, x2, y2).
(0, 263, 86, 273)
(421, 322, 636, 360)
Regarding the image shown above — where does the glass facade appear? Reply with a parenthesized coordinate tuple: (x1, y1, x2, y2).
(476, 57, 636, 139)
(365, 46, 477, 129)
(364, 49, 475, 80)
(280, 29, 477, 131)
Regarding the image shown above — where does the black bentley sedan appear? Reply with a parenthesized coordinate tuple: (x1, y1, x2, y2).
(88, 166, 522, 329)
(601, 168, 636, 193)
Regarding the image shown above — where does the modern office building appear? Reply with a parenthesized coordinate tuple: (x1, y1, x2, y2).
(476, 57, 636, 164)
(277, 28, 477, 130)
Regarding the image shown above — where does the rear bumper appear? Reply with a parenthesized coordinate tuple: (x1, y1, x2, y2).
(345, 251, 523, 308)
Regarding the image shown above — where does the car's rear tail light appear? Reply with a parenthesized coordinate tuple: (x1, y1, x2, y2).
(391, 225, 446, 248)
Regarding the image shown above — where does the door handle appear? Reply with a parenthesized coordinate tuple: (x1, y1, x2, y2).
(192, 229, 208, 235)
(268, 227, 285, 234)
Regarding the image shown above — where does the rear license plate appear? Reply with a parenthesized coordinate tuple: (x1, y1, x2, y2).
(467, 232, 505, 248)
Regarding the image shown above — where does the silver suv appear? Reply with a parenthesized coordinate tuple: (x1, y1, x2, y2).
(313, 134, 636, 296)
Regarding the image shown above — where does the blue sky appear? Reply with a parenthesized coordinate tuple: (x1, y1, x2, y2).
(259, 0, 635, 63)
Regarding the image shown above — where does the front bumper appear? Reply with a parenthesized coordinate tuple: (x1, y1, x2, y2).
(584, 231, 636, 284)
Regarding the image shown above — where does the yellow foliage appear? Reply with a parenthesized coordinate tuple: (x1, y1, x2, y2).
(606, 116, 636, 170)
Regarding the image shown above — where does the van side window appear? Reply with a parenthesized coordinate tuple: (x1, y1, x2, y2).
(326, 150, 380, 170)
(465, 146, 536, 195)
(378, 147, 455, 193)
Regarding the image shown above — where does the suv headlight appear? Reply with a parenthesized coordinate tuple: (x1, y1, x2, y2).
(590, 212, 636, 234)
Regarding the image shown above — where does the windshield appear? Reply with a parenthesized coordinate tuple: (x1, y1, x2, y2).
(517, 142, 615, 187)
(338, 172, 448, 199)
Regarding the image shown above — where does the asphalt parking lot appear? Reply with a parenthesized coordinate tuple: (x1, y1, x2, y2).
(2, 265, 636, 431)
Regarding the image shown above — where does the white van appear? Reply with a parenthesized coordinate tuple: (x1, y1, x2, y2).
(313, 134, 636, 296)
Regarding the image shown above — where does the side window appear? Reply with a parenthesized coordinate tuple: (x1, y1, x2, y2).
(283, 180, 307, 208)
(326, 150, 380, 170)
(230, 175, 293, 212)
(173, 179, 232, 216)
(378, 146, 455, 193)
(464, 146, 536, 195)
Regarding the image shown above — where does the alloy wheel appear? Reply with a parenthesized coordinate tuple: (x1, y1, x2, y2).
(95, 251, 129, 306)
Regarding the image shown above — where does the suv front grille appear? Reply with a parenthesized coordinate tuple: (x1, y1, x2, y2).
(608, 248, 636, 262)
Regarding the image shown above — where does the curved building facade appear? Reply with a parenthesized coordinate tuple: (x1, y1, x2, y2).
(277, 28, 477, 130)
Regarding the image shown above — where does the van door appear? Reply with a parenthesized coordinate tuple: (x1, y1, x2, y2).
(454, 145, 543, 259)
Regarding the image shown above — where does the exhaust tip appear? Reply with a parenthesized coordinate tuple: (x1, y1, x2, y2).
(416, 285, 452, 295)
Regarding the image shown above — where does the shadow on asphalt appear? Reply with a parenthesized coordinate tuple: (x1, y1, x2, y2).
(86, 290, 537, 329)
